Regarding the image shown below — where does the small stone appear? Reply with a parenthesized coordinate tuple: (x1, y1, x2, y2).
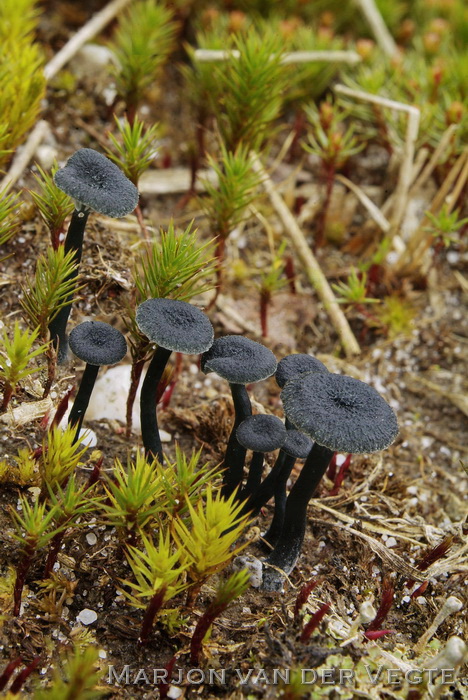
(77, 608, 98, 625)
(86, 532, 97, 546)
(386, 537, 397, 548)
(232, 555, 262, 588)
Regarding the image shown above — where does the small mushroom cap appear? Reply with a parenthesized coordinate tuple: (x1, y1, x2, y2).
(281, 372, 399, 454)
(281, 430, 313, 459)
(54, 148, 139, 217)
(236, 414, 287, 452)
(136, 298, 214, 354)
(69, 321, 127, 366)
(201, 335, 277, 384)
(276, 353, 328, 388)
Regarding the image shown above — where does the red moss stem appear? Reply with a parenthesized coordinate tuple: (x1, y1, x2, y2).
(300, 603, 331, 643)
(126, 358, 146, 438)
(13, 541, 36, 615)
(9, 657, 40, 694)
(366, 579, 394, 632)
(0, 658, 23, 692)
(190, 601, 227, 665)
(294, 579, 319, 617)
(139, 586, 166, 645)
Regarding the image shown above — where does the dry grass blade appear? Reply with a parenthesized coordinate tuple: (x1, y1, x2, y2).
(334, 84, 420, 236)
(44, 0, 133, 81)
(310, 516, 427, 581)
(406, 373, 468, 418)
(335, 174, 390, 233)
(0, 121, 50, 194)
(309, 501, 423, 546)
(354, 0, 398, 58)
(395, 149, 468, 272)
(250, 152, 361, 357)
(194, 49, 362, 65)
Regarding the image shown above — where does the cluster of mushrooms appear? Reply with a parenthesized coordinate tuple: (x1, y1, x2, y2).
(54, 148, 399, 591)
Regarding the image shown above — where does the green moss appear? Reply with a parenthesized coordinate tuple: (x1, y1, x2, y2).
(0, 0, 45, 171)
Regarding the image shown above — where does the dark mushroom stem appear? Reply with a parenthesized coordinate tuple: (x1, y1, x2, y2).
(242, 451, 265, 498)
(140, 345, 172, 462)
(68, 362, 99, 442)
(262, 452, 297, 546)
(221, 383, 252, 499)
(263, 442, 334, 590)
(48, 208, 90, 363)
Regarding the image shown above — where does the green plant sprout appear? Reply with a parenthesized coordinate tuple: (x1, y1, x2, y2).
(373, 295, 416, 339)
(10, 495, 62, 615)
(0, 448, 37, 486)
(425, 205, 468, 249)
(102, 452, 165, 545)
(38, 425, 88, 494)
(181, 22, 234, 194)
(0, 322, 49, 412)
(43, 476, 101, 578)
(173, 487, 250, 606)
(190, 569, 250, 664)
(0, 188, 20, 247)
(159, 447, 219, 518)
(0, 0, 45, 169)
(105, 114, 160, 186)
(120, 529, 188, 645)
(30, 162, 74, 249)
(125, 221, 215, 436)
(21, 245, 83, 395)
(33, 646, 103, 700)
(303, 99, 364, 248)
(109, 0, 177, 123)
(332, 268, 380, 306)
(199, 142, 260, 292)
(256, 241, 288, 338)
(211, 28, 287, 152)
(105, 115, 161, 236)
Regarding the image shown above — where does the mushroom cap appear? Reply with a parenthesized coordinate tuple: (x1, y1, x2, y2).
(281, 429, 313, 459)
(201, 335, 277, 384)
(69, 321, 127, 366)
(135, 298, 214, 354)
(54, 148, 139, 217)
(281, 372, 399, 454)
(276, 353, 328, 388)
(236, 414, 287, 452)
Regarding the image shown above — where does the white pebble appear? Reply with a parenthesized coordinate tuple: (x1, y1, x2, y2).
(77, 608, 98, 625)
(86, 532, 97, 546)
(386, 537, 397, 548)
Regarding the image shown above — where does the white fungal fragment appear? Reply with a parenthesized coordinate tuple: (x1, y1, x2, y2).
(77, 608, 98, 625)
(359, 600, 376, 624)
(414, 596, 463, 654)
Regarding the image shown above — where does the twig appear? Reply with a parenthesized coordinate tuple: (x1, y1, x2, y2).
(353, 0, 398, 58)
(335, 174, 390, 233)
(194, 49, 362, 65)
(0, 121, 50, 194)
(44, 0, 133, 81)
(334, 84, 420, 238)
(250, 152, 360, 357)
